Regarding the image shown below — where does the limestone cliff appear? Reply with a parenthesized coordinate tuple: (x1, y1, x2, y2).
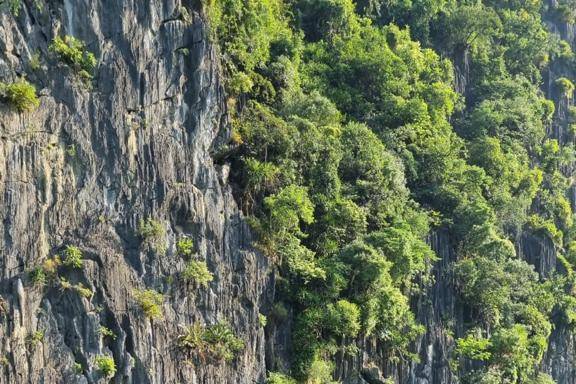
(0, 1, 269, 383)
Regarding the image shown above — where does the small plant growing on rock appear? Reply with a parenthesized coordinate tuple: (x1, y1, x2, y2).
(59, 277, 73, 291)
(49, 36, 96, 82)
(1, 0, 21, 15)
(29, 267, 47, 286)
(74, 283, 93, 298)
(259, 314, 267, 327)
(73, 362, 83, 374)
(94, 355, 116, 377)
(29, 51, 41, 71)
(138, 218, 166, 254)
(133, 289, 164, 319)
(267, 372, 297, 384)
(177, 322, 244, 362)
(0, 80, 40, 112)
(98, 326, 117, 340)
(42, 256, 61, 275)
(556, 77, 575, 97)
(62, 245, 83, 268)
(182, 260, 214, 287)
(176, 238, 194, 257)
(29, 256, 61, 287)
(26, 330, 44, 349)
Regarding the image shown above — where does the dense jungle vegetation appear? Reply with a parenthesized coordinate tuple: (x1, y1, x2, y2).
(205, 0, 576, 382)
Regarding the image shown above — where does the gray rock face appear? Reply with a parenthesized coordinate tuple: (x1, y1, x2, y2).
(0, 1, 269, 383)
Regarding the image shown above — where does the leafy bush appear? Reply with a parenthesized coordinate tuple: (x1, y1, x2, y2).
(26, 330, 44, 349)
(182, 260, 214, 287)
(456, 332, 492, 361)
(555, 77, 575, 97)
(94, 355, 116, 377)
(325, 300, 361, 338)
(267, 372, 297, 384)
(259, 314, 267, 327)
(98, 326, 116, 340)
(74, 283, 93, 298)
(3, 0, 21, 15)
(0, 80, 40, 112)
(133, 289, 164, 319)
(209, 0, 576, 381)
(73, 362, 83, 374)
(43, 256, 61, 275)
(29, 267, 47, 286)
(178, 322, 244, 362)
(138, 218, 166, 254)
(59, 277, 73, 290)
(526, 215, 563, 245)
(176, 238, 194, 257)
(62, 246, 83, 268)
(49, 36, 96, 81)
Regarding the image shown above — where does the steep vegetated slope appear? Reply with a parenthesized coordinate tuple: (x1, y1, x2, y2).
(206, 0, 576, 383)
(2, 0, 576, 383)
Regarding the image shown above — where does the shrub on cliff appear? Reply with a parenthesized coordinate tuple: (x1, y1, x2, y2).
(0, 80, 40, 112)
(133, 289, 164, 319)
(177, 322, 244, 362)
(138, 218, 166, 254)
(62, 245, 83, 269)
(95, 355, 116, 377)
(182, 260, 214, 287)
(50, 35, 96, 81)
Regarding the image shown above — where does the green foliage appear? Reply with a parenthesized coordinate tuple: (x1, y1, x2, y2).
(306, 355, 338, 384)
(74, 283, 93, 298)
(73, 362, 83, 374)
(133, 289, 164, 319)
(325, 300, 361, 337)
(49, 36, 96, 82)
(0, 80, 40, 112)
(456, 332, 492, 361)
(264, 185, 314, 237)
(94, 355, 116, 377)
(259, 314, 268, 327)
(2, 0, 20, 15)
(177, 322, 244, 361)
(98, 326, 116, 340)
(553, 0, 576, 23)
(294, 0, 359, 42)
(526, 215, 563, 246)
(138, 218, 166, 254)
(59, 277, 73, 291)
(59, 278, 92, 298)
(555, 77, 575, 97)
(29, 51, 41, 71)
(29, 267, 47, 286)
(267, 372, 297, 384)
(204, 0, 294, 97)
(182, 260, 214, 287)
(26, 330, 44, 349)
(62, 245, 83, 269)
(176, 238, 194, 257)
(210, 0, 576, 381)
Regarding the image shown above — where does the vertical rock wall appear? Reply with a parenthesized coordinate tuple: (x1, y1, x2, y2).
(0, 1, 270, 383)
